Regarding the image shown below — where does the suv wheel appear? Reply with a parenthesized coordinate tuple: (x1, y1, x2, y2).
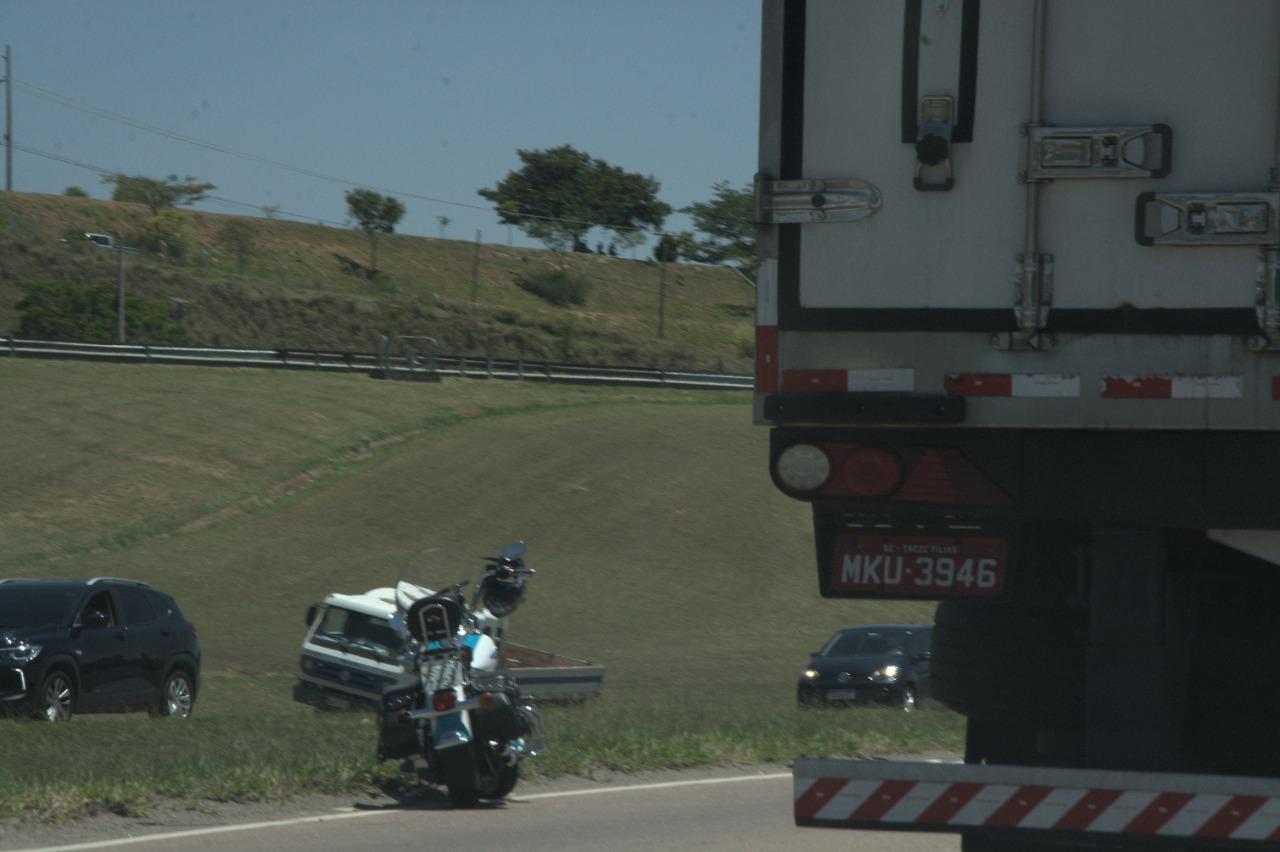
(36, 671, 75, 722)
(158, 670, 194, 718)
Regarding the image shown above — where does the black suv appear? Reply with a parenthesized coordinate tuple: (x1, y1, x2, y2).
(0, 578, 200, 721)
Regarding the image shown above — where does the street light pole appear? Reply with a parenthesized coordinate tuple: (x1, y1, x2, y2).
(3, 45, 12, 192)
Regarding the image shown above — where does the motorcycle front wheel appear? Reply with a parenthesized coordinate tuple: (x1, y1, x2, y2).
(436, 746, 480, 808)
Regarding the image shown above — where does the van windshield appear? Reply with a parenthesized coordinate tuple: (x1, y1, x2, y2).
(312, 607, 405, 659)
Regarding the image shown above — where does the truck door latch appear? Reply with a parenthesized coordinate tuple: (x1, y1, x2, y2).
(1135, 192, 1280, 245)
(914, 96, 955, 192)
(1026, 125, 1172, 181)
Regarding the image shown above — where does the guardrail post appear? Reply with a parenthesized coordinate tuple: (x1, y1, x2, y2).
(486, 354, 493, 377)
(517, 359, 524, 380)
(144, 344, 151, 362)
(544, 362, 552, 380)
(459, 355, 466, 377)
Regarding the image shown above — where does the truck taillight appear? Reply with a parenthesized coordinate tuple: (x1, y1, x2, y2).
(775, 443, 831, 491)
(432, 689, 457, 712)
(841, 447, 903, 497)
(774, 442, 1010, 507)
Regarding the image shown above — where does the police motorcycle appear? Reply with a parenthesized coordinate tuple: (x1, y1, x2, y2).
(377, 541, 545, 807)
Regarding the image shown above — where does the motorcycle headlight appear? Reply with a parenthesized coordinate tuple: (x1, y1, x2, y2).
(872, 664, 900, 682)
(802, 668, 819, 680)
(0, 643, 42, 665)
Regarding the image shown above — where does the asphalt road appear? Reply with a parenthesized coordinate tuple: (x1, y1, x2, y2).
(5, 771, 962, 852)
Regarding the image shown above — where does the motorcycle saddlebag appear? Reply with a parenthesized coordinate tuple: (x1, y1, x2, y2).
(376, 684, 423, 761)
(469, 673, 529, 742)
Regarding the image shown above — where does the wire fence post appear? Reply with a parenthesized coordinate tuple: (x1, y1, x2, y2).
(470, 229, 481, 303)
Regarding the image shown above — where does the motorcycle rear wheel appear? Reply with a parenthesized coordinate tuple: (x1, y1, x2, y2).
(480, 760, 520, 800)
(437, 746, 480, 808)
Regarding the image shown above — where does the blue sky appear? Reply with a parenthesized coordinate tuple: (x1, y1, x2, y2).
(0, 0, 760, 254)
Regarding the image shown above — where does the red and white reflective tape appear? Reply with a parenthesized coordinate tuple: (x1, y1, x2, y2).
(794, 760, 1280, 842)
(1102, 375, 1244, 399)
(945, 373, 1080, 398)
(782, 368, 915, 393)
(755, 259, 778, 395)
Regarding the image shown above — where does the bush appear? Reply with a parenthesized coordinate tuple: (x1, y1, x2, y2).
(516, 269, 590, 306)
(63, 186, 89, 198)
(16, 279, 188, 344)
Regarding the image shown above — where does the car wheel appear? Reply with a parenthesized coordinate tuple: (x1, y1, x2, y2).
(901, 686, 918, 713)
(158, 670, 195, 719)
(35, 670, 75, 722)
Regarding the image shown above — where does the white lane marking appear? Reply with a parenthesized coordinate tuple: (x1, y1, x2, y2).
(514, 772, 792, 801)
(10, 772, 793, 852)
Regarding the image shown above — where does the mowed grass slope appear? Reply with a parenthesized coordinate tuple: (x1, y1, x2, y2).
(1, 360, 959, 819)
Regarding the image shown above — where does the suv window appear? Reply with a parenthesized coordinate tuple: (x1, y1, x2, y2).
(117, 587, 158, 625)
(79, 591, 117, 628)
(146, 590, 179, 620)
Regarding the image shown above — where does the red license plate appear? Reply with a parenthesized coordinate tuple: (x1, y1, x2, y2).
(830, 534, 1008, 597)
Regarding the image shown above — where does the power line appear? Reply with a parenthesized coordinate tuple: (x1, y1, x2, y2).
(10, 142, 343, 226)
(13, 79, 656, 235)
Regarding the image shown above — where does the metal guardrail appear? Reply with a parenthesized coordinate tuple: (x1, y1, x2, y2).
(0, 338, 754, 391)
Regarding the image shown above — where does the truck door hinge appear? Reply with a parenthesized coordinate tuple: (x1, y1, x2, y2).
(994, 253, 1055, 351)
(1025, 125, 1172, 181)
(1249, 247, 1280, 352)
(753, 176, 882, 224)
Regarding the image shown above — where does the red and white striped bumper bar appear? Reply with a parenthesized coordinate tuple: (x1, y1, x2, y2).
(795, 759, 1280, 846)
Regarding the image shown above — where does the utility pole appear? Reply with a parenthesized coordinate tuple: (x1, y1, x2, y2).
(470, 229, 481, 303)
(3, 46, 11, 192)
(116, 241, 126, 342)
(657, 260, 667, 339)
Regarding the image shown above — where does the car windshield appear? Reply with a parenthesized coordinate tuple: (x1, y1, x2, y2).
(0, 587, 81, 629)
(312, 607, 405, 658)
(821, 629, 909, 658)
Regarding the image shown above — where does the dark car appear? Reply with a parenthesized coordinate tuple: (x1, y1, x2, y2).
(796, 624, 932, 711)
(0, 578, 200, 721)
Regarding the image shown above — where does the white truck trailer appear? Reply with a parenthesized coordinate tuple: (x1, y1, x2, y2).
(756, 2, 1280, 849)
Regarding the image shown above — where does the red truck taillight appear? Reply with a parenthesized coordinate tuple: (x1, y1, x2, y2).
(774, 442, 1009, 507)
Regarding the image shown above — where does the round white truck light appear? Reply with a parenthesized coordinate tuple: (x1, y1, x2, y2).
(775, 444, 830, 492)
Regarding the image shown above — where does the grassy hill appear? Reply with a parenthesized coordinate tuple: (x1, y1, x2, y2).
(0, 192, 755, 372)
(2, 358, 932, 698)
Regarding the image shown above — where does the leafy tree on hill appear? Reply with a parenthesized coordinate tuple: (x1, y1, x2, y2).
(101, 173, 217, 215)
(63, 186, 89, 198)
(141, 210, 194, 260)
(345, 188, 405, 273)
(681, 181, 756, 275)
(478, 144, 670, 253)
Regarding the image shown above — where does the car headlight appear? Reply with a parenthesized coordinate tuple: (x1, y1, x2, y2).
(872, 664, 900, 681)
(802, 668, 819, 680)
(0, 643, 42, 665)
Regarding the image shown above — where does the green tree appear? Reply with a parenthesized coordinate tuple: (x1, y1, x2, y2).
(344, 188, 406, 272)
(478, 144, 670, 252)
(101, 173, 216, 214)
(436, 215, 451, 238)
(16, 279, 187, 344)
(141, 210, 194, 260)
(63, 186, 89, 198)
(682, 181, 756, 274)
(218, 219, 255, 274)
